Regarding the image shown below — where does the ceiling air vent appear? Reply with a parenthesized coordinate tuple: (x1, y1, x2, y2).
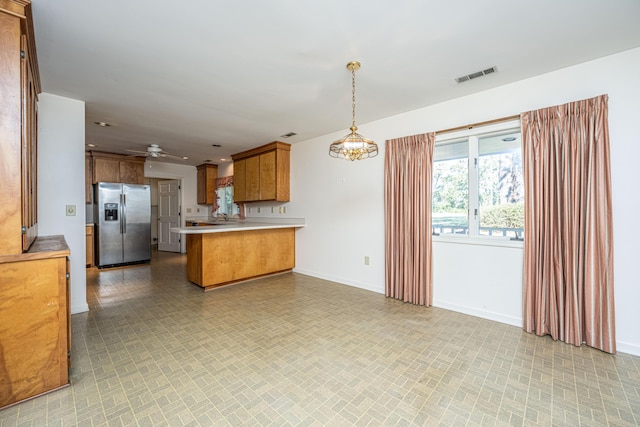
(455, 66, 497, 84)
(280, 132, 297, 138)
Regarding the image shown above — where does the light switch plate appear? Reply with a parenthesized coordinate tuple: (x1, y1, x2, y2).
(66, 204, 76, 216)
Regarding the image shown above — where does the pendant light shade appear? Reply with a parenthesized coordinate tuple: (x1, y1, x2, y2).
(329, 61, 378, 161)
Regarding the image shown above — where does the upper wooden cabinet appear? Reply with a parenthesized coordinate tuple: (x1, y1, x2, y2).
(0, 0, 40, 255)
(231, 142, 290, 203)
(89, 151, 145, 185)
(196, 164, 218, 205)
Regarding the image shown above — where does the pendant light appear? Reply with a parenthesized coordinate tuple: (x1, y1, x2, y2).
(329, 61, 378, 161)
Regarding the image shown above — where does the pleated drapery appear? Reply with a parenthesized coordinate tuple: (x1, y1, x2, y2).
(521, 94, 616, 353)
(384, 133, 435, 306)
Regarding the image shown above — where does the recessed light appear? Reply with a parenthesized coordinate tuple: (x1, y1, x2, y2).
(182, 156, 189, 160)
(502, 136, 517, 142)
(219, 158, 228, 161)
(280, 132, 297, 138)
(212, 144, 222, 148)
(86, 143, 96, 147)
(94, 121, 111, 127)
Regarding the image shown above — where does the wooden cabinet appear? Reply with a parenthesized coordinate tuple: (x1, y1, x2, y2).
(90, 151, 145, 185)
(85, 152, 93, 203)
(0, 0, 40, 255)
(186, 228, 295, 290)
(0, 236, 71, 408)
(196, 164, 218, 205)
(231, 141, 290, 203)
(86, 224, 94, 267)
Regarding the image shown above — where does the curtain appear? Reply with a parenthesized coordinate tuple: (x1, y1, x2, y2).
(384, 133, 435, 306)
(521, 94, 615, 353)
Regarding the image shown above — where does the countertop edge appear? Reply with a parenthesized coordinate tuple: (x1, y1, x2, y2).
(171, 222, 306, 234)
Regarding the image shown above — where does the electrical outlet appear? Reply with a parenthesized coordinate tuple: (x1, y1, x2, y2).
(186, 208, 192, 213)
(65, 205, 76, 216)
(258, 207, 261, 213)
(364, 256, 370, 265)
(271, 207, 274, 213)
(197, 208, 200, 213)
(278, 207, 283, 214)
(283, 206, 287, 214)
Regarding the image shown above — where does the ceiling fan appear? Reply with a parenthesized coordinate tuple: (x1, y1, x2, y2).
(126, 144, 187, 160)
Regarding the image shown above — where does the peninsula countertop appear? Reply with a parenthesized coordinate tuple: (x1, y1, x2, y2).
(171, 218, 306, 234)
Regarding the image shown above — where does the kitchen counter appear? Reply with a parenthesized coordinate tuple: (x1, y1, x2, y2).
(173, 218, 305, 290)
(172, 218, 305, 234)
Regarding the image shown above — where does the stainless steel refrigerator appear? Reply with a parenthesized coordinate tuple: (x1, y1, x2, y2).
(95, 182, 151, 268)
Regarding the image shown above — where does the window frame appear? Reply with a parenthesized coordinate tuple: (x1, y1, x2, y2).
(432, 118, 523, 248)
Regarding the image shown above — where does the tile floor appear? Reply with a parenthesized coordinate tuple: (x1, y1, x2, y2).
(1, 249, 639, 426)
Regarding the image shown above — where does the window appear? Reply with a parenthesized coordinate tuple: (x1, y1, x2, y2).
(215, 186, 240, 217)
(432, 120, 524, 240)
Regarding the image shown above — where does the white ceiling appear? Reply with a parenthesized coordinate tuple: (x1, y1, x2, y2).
(31, 0, 640, 166)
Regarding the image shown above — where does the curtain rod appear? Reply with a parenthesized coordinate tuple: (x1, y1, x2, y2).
(435, 114, 521, 136)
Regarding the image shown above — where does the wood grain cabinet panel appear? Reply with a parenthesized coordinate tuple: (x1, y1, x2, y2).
(92, 156, 120, 183)
(245, 156, 261, 201)
(0, 236, 71, 409)
(119, 160, 145, 185)
(196, 164, 218, 205)
(0, 1, 40, 255)
(186, 228, 295, 289)
(85, 225, 94, 267)
(231, 141, 290, 203)
(90, 152, 145, 184)
(233, 159, 246, 202)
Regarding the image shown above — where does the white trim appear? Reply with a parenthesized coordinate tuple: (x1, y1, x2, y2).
(71, 303, 89, 314)
(292, 268, 383, 294)
(433, 299, 522, 327)
(433, 235, 524, 249)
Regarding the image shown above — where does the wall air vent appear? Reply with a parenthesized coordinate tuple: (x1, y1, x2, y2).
(455, 66, 497, 84)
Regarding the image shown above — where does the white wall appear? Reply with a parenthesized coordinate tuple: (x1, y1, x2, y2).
(38, 93, 88, 314)
(144, 161, 199, 252)
(289, 47, 640, 356)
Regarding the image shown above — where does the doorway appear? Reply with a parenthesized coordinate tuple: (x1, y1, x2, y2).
(158, 179, 181, 252)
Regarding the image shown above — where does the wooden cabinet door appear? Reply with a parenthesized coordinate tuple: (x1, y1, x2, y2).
(196, 164, 217, 204)
(233, 159, 247, 202)
(259, 151, 276, 200)
(92, 157, 120, 183)
(85, 154, 93, 203)
(21, 35, 38, 251)
(0, 256, 69, 407)
(197, 166, 207, 204)
(119, 160, 144, 184)
(245, 156, 260, 201)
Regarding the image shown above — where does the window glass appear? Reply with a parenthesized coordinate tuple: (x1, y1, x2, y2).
(478, 132, 524, 238)
(215, 186, 240, 217)
(432, 121, 523, 240)
(432, 140, 469, 235)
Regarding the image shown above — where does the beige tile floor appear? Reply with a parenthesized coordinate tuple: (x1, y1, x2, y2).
(1, 249, 639, 426)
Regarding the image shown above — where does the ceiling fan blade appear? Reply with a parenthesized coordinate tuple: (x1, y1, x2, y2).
(161, 152, 187, 160)
(126, 149, 149, 155)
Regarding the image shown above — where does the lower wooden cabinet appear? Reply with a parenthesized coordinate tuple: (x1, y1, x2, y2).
(86, 224, 94, 267)
(0, 236, 71, 409)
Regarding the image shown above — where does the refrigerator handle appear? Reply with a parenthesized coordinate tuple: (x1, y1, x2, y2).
(122, 193, 127, 234)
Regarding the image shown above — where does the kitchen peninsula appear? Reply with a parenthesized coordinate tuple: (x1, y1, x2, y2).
(172, 219, 305, 290)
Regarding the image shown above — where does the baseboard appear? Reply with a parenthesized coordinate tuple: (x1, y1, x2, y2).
(616, 340, 640, 357)
(71, 303, 89, 315)
(432, 299, 522, 328)
(292, 268, 383, 294)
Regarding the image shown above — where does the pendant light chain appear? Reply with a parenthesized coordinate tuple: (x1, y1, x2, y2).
(351, 66, 357, 131)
